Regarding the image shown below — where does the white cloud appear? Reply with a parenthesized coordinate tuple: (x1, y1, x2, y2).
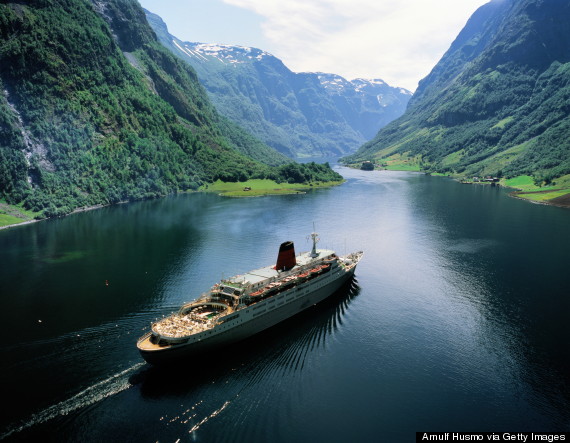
(222, 0, 489, 91)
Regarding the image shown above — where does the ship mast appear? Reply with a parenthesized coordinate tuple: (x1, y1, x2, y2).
(310, 231, 319, 258)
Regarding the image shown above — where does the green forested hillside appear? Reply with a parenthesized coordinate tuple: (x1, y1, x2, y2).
(344, 0, 570, 185)
(0, 0, 339, 219)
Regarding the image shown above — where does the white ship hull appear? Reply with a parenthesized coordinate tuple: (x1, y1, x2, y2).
(138, 264, 356, 365)
(137, 235, 362, 365)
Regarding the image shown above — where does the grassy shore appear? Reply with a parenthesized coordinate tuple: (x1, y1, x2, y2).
(502, 175, 570, 207)
(200, 179, 344, 197)
(348, 154, 570, 209)
(0, 179, 344, 229)
(0, 201, 39, 229)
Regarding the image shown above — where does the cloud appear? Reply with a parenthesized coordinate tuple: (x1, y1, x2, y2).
(222, 0, 489, 91)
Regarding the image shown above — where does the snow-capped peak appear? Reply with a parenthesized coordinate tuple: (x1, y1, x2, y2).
(175, 41, 273, 64)
(315, 72, 352, 92)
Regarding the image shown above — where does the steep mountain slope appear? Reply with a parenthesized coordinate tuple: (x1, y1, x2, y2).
(145, 10, 411, 158)
(345, 0, 570, 184)
(0, 0, 338, 218)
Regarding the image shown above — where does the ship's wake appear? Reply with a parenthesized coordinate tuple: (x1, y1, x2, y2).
(0, 362, 144, 440)
(7, 278, 363, 441)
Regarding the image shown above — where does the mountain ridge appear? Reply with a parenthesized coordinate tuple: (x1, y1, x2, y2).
(144, 10, 412, 158)
(345, 0, 570, 184)
(0, 0, 340, 219)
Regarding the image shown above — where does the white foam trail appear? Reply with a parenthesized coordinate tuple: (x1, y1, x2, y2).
(188, 401, 231, 434)
(0, 363, 144, 440)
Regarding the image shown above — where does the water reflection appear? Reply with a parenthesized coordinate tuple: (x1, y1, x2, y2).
(406, 174, 570, 429)
(2, 168, 570, 441)
(0, 194, 217, 432)
(0, 195, 221, 341)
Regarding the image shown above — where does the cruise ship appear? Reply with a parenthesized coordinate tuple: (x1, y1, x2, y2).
(137, 233, 363, 365)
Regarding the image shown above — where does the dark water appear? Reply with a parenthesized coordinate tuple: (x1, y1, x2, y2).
(1, 168, 569, 442)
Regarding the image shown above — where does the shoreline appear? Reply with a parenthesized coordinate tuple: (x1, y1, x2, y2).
(0, 201, 130, 232)
(507, 190, 570, 209)
(352, 164, 570, 209)
(3, 172, 567, 231)
(457, 179, 570, 209)
(200, 178, 344, 198)
(0, 181, 344, 231)
(0, 218, 40, 231)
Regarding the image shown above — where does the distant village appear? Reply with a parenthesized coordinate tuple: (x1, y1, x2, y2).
(467, 176, 500, 184)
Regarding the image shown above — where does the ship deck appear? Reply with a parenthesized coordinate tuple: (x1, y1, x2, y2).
(137, 334, 168, 351)
(227, 249, 335, 286)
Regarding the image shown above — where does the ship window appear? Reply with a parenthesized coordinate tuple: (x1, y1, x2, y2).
(223, 314, 239, 322)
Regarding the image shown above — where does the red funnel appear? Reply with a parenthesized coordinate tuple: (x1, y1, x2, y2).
(275, 241, 296, 271)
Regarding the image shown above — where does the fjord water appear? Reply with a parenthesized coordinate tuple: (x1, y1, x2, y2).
(1, 168, 569, 442)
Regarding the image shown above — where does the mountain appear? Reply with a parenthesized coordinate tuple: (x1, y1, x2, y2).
(0, 0, 340, 218)
(145, 10, 412, 158)
(344, 0, 570, 184)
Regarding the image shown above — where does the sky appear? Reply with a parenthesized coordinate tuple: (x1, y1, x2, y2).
(138, 0, 489, 92)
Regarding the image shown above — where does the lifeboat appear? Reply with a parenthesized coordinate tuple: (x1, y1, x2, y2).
(265, 282, 281, 295)
(281, 276, 296, 289)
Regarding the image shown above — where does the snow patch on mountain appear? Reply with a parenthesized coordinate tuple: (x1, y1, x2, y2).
(173, 39, 413, 100)
(177, 42, 273, 65)
(315, 73, 411, 99)
(316, 73, 353, 92)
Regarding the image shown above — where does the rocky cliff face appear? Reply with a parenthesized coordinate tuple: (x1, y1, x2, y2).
(145, 10, 411, 158)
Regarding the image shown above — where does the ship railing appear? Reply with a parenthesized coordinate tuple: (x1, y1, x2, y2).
(241, 260, 337, 308)
(340, 251, 364, 268)
(137, 331, 152, 345)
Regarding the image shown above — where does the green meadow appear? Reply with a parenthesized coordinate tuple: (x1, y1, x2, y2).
(504, 175, 570, 204)
(201, 179, 344, 197)
(0, 201, 38, 228)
